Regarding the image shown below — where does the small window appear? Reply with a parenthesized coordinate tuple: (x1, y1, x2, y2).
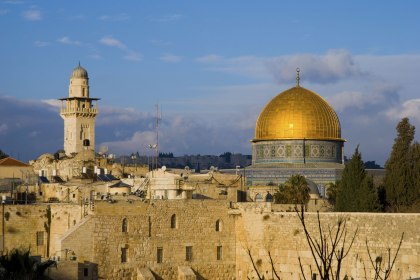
(36, 231, 44, 246)
(186, 246, 193, 261)
(72, 194, 76, 198)
(217, 246, 222, 261)
(216, 219, 222, 232)
(121, 247, 127, 263)
(122, 218, 128, 233)
(157, 247, 163, 263)
(170, 214, 177, 229)
(84, 268, 89, 277)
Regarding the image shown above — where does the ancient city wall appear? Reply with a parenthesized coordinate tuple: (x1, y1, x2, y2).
(235, 203, 420, 280)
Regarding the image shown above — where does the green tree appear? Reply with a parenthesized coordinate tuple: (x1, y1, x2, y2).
(336, 146, 379, 212)
(384, 118, 418, 211)
(0, 149, 9, 159)
(274, 174, 310, 205)
(326, 182, 339, 206)
(409, 141, 420, 210)
(0, 248, 56, 280)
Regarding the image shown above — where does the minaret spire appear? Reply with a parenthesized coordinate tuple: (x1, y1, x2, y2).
(296, 67, 300, 87)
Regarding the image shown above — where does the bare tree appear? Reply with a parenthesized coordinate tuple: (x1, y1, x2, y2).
(296, 206, 358, 280)
(364, 233, 404, 280)
(245, 207, 403, 280)
(245, 247, 281, 280)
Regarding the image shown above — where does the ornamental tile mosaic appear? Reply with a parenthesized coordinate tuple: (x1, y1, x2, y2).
(276, 145, 286, 157)
(293, 145, 303, 157)
(252, 140, 343, 164)
(311, 145, 320, 158)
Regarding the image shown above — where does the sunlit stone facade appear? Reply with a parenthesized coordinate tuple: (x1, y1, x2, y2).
(59, 64, 99, 156)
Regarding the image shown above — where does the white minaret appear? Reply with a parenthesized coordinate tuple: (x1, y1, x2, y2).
(59, 63, 99, 156)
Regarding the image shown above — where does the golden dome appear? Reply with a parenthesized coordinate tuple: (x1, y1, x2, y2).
(254, 86, 344, 142)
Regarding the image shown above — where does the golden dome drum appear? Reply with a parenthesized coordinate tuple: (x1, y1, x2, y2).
(254, 86, 344, 142)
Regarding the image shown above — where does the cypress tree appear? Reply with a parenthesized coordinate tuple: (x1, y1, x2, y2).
(359, 174, 380, 211)
(384, 118, 415, 211)
(409, 142, 420, 209)
(336, 146, 379, 212)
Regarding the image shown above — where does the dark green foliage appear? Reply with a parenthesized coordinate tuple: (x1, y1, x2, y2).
(0, 149, 9, 159)
(274, 174, 310, 205)
(336, 146, 380, 212)
(0, 248, 56, 279)
(384, 118, 420, 211)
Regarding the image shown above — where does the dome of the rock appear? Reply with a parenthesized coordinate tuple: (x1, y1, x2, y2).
(254, 86, 343, 142)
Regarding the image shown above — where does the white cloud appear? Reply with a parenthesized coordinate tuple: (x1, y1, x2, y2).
(99, 36, 142, 62)
(22, 8, 42, 21)
(101, 131, 156, 153)
(196, 49, 364, 84)
(41, 99, 61, 108)
(267, 49, 364, 84)
(58, 36, 81, 46)
(328, 83, 399, 113)
(100, 13, 130, 21)
(160, 53, 182, 63)
(34, 40, 49, 47)
(386, 99, 420, 123)
(196, 54, 224, 64)
(100, 36, 126, 49)
(98, 106, 150, 125)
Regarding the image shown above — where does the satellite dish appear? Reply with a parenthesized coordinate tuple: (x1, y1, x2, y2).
(162, 166, 167, 172)
(185, 166, 190, 171)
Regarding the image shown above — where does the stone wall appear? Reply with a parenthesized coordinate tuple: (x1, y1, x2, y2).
(2, 201, 419, 280)
(0, 204, 82, 258)
(62, 200, 237, 279)
(235, 203, 420, 280)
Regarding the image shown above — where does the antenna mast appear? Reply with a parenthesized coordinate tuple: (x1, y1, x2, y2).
(155, 103, 162, 169)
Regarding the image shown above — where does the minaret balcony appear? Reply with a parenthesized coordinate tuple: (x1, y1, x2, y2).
(60, 107, 98, 116)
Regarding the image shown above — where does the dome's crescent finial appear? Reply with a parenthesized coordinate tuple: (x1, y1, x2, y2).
(296, 67, 300, 87)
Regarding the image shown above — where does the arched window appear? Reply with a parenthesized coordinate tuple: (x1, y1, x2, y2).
(216, 219, 222, 232)
(255, 193, 263, 202)
(122, 218, 128, 233)
(170, 214, 177, 229)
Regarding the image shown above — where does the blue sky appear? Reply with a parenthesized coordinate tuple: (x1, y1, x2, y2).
(1, 0, 420, 165)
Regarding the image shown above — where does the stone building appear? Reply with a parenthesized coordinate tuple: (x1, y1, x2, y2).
(59, 63, 99, 157)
